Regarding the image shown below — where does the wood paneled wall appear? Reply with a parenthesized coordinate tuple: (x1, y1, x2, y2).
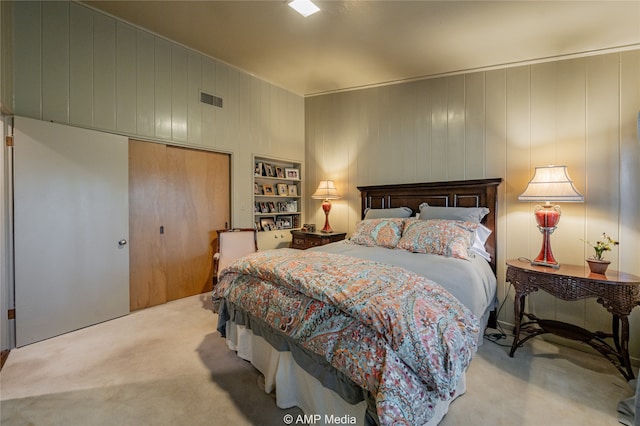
(305, 50, 640, 361)
(10, 1, 305, 232)
(7, 1, 640, 361)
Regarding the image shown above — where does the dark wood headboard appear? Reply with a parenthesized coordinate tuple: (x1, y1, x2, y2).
(358, 178, 502, 274)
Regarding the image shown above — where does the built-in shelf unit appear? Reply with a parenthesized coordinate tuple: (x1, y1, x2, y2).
(253, 155, 302, 249)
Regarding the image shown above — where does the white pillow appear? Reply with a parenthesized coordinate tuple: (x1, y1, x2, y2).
(470, 223, 492, 261)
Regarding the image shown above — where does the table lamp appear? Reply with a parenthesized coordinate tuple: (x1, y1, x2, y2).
(311, 180, 340, 233)
(518, 165, 584, 268)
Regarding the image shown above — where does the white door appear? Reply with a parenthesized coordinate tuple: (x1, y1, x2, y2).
(13, 117, 129, 346)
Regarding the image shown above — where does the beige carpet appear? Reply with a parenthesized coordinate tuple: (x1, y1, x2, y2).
(0, 294, 635, 426)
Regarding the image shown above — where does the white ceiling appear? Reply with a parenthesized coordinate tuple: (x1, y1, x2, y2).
(83, 1, 640, 97)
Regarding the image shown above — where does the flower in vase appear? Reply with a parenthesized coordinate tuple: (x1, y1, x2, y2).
(582, 233, 619, 261)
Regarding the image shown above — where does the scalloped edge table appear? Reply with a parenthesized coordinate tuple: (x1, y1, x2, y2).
(506, 258, 640, 380)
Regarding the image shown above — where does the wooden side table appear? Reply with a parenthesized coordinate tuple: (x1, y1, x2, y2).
(506, 258, 640, 381)
(290, 230, 346, 250)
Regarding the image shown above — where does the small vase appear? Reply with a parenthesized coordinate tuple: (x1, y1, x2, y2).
(586, 258, 610, 274)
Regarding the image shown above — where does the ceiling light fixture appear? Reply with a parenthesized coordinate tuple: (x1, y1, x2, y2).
(288, 0, 320, 17)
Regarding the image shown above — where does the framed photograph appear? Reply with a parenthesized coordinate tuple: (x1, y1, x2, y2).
(255, 221, 262, 231)
(303, 223, 316, 232)
(254, 202, 261, 213)
(280, 215, 293, 229)
(255, 162, 264, 176)
(262, 184, 274, 195)
(285, 168, 299, 180)
(260, 202, 269, 213)
(276, 183, 288, 196)
(286, 200, 298, 212)
(265, 164, 275, 177)
(287, 184, 298, 196)
(260, 217, 276, 232)
(277, 201, 287, 212)
(275, 166, 284, 178)
(268, 201, 277, 213)
(254, 182, 262, 195)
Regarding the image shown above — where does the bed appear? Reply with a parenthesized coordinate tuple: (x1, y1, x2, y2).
(214, 178, 501, 425)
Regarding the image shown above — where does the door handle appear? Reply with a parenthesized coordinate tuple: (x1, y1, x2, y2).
(118, 239, 128, 246)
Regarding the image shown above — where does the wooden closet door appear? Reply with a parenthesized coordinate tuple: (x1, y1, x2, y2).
(164, 146, 230, 301)
(129, 140, 230, 310)
(129, 140, 168, 310)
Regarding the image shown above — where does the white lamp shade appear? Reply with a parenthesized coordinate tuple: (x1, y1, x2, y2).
(518, 165, 584, 203)
(312, 180, 341, 200)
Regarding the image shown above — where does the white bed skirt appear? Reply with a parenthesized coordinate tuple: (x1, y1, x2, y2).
(225, 320, 466, 425)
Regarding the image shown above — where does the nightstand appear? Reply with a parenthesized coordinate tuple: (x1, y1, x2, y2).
(506, 258, 640, 380)
(290, 230, 346, 250)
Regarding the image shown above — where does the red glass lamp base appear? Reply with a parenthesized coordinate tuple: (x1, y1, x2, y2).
(321, 200, 333, 233)
(531, 205, 561, 269)
(531, 231, 559, 268)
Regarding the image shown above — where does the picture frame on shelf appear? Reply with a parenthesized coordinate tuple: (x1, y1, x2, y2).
(286, 200, 298, 212)
(255, 162, 264, 176)
(276, 183, 288, 196)
(285, 168, 299, 180)
(263, 184, 275, 195)
(255, 221, 262, 231)
(268, 202, 277, 213)
(275, 166, 285, 178)
(254, 182, 262, 195)
(260, 202, 269, 213)
(280, 215, 293, 229)
(260, 217, 276, 231)
(287, 184, 298, 196)
(265, 164, 275, 177)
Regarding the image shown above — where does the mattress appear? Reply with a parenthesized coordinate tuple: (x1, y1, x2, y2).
(311, 240, 497, 320)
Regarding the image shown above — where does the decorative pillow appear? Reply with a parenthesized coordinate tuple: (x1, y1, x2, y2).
(397, 219, 478, 260)
(363, 207, 413, 220)
(418, 203, 490, 224)
(350, 218, 405, 248)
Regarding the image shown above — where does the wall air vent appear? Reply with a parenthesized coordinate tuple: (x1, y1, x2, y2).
(200, 91, 223, 108)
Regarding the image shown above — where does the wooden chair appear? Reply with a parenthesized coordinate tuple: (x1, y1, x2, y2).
(213, 228, 258, 285)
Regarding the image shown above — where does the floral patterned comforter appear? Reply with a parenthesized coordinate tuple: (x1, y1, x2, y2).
(214, 249, 479, 426)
